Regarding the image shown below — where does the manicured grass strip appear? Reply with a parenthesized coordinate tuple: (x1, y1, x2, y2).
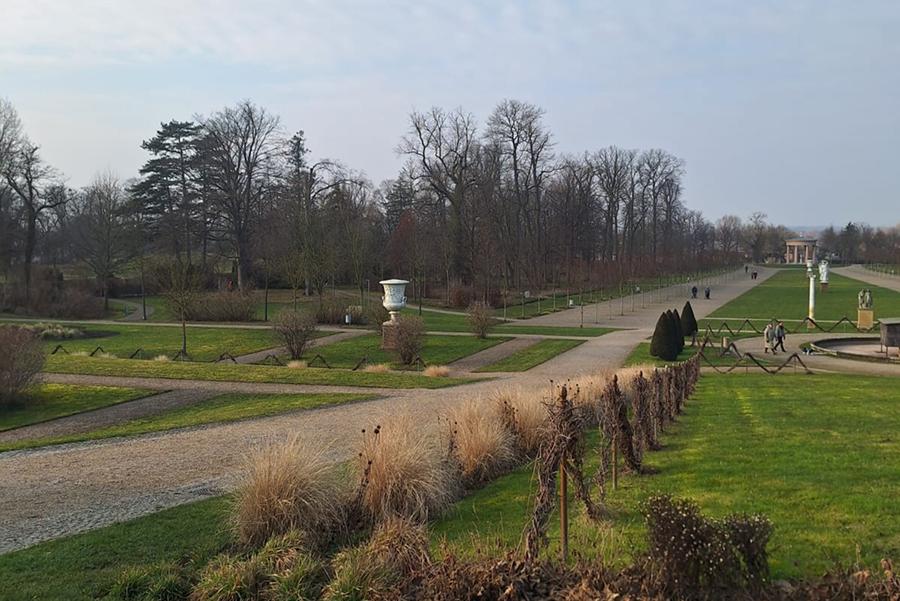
(0, 384, 153, 432)
(1, 392, 373, 452)
(39, 323, 282, 362)
(311, 333, 506, 369)
(400, 307, 615, 337)
(431, 373, 900, 578)
(709, 270, 900, 322)
(44, 355, 473, 389)
(0, 496, 230, 601)
(475, 339, 584, 372)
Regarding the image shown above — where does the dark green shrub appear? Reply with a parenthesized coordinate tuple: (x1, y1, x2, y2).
(184, 291, 256, 322)
(672, 309, 685, 352)
(681, 301, 698, 337)
(649, 313, 671, 359)
(720, 513, 774, 587)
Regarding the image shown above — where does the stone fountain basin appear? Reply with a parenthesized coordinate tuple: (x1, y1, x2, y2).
(810, 337, 900, 363)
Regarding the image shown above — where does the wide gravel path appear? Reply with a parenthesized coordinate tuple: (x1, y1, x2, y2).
(0, 268, 768, 554)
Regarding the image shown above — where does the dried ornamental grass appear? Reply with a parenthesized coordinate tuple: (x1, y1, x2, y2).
(423, 365, 450, 377)
(492, 387, 547, 458)
(363, 363, 391, 374)
(233, 436, 347, 547)
(152, 354, 171, 362)
(286, 360, 307, 369)
(356, 417, 458, 522)
(448, 400, 518, 486)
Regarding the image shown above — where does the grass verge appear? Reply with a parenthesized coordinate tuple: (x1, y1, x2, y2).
(0, 496, 230, 601)
(310, 333, 507, 368)
(43, 355, 474, 389)
(0, 384, 153, 432)
(431, 372, 900, 578)
(475, 339, 585, 372)
(0, 392, 374, 452)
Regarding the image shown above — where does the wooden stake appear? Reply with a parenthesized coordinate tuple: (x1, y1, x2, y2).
(560, 453, 568, 561)
(612, 433, 619, 490)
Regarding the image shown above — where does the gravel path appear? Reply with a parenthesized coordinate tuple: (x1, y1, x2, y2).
(834, 265, 900, 293)
(0, 389, 219, 444)
(0, 269, 771, 554)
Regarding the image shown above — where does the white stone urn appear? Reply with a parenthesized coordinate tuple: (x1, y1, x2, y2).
(380, 279, 409, 323)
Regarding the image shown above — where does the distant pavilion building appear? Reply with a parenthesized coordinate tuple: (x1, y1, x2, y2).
(785, 238, 818, 264)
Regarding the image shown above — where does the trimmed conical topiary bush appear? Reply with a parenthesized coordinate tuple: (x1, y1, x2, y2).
(651, 311, 680, 361)
(681, 301, 698, 337)
(672, 309, 685, 352)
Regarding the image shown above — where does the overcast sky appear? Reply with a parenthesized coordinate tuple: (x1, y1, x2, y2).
(2, 0, 898, 227)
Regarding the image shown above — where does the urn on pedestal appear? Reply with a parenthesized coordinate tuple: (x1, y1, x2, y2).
(380, 279, 408, 350)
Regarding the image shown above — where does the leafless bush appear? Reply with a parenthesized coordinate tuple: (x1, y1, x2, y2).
(232, 436, 348, 548)
(467, 301, 497, 338)
(355, 417, 458, 523)
(448, 400, 518, 487)
(272, 309, 318, 360)
(394, 316, 425, 365)
(0, 326, 44, 405)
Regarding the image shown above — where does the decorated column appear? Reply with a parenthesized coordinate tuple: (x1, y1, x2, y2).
(806, 260, 817, 326)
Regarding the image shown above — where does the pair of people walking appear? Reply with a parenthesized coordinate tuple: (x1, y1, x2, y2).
(764, 321, 786, 354)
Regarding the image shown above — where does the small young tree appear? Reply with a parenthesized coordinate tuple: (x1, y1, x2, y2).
(0, 326, 44, 405)
(273, 310, 318, 360)
(153, 260, 202, 358)
(681, 301, 699, 343)
(395, 316, 425, 365)
(467, 301, 497, 338)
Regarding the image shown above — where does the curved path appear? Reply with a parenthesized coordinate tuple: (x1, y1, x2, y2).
(0, 268, 768, 553)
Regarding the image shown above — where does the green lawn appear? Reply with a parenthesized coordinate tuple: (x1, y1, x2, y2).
(709, 270, 900, 322)
(475, 339, 584, 372)
(0, 384, 153, 432)
(1, 392, 373, 452)
(44, 354, 473, 389)
(0, 496, 231, 601)
(40, 323, 281, 361)
(431, 373, 900, 578)
(310, 333, 505, 368)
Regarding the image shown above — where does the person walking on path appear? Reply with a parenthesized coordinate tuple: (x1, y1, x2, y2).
(774, 321, 787, 352)
(691, 285, 698, 299)
(704, 286, 711, 299)
(764, 323, 775, 354)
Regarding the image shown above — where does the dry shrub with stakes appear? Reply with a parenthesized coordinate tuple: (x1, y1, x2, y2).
(492, 387, 547, 458)
(0, 326, 45, 406)
(272, 309, 318, 360)
(523, 384, 605, 561)
(466, 301, 498, 338)
(448, 400, 518, 487)
(394, 315, 425, 365)
(599, 375, 642, 474)
(355, 416, 458, 523)
(233, 436, 348, 548)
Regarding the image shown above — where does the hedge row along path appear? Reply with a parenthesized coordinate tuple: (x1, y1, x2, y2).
(0, 267, 775, 554)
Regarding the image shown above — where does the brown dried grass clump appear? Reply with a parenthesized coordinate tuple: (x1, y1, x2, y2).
(423, 365, 450, 377)
(449, 401, 518, 486)
(233, 436, 347, 548)
(492, 387, 547, 458)
(363, 363, 391, 374)
(286, 359, 307, 369)
(357, 417, 458, 522)
(367, 515, 432, 576)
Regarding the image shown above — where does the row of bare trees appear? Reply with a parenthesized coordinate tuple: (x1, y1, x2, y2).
(7, 96, 894, 313)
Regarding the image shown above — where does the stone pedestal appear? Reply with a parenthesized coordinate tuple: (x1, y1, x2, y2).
(820, 282, 828, 292)
(858, 309, 874, 330)
(382, 320, 400, 350)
